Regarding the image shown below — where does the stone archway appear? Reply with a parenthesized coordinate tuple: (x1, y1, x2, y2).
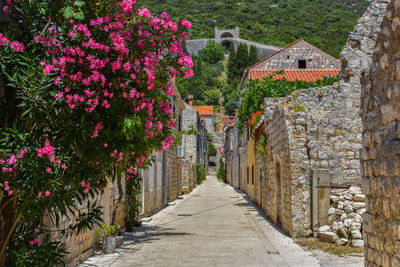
(220, 32, 234, 38)
(220, 40, 231, 54)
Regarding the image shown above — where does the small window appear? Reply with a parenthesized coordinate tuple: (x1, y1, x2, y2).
(298, 60, 306, 69)
(252, 165, 254, 185)
(287, 55, 290, 59)
(247, 167, 249, 184)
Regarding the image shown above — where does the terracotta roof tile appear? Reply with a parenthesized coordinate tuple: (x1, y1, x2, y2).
(224, 116, 235, 125)
(193, 106, 213, 116)
(249, 69, 340, 82)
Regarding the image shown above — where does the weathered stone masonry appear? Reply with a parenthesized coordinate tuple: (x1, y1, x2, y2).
(253, 0, 388, 239)
(361, 0, 400, 265)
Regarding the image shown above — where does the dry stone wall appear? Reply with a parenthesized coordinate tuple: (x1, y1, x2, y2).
(318, 186, 366, 247)
(361, 0, 400, 265)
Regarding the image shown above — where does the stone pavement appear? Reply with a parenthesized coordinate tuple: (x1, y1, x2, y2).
(80, 175, 320, 267)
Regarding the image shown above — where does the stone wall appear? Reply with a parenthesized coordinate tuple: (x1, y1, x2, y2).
(60, 177, 126, 266)
(256, 39, 340, 70)
(142, 152, 164, 217)
(185, 38, 280, 59)
(361, 0, 400, 265)
(318, 186, 366, 247)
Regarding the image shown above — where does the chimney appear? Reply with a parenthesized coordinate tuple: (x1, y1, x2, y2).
(188, 95, 194, 106)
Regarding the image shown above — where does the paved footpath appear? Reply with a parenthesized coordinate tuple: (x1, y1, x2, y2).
(80, 175, 319, 267)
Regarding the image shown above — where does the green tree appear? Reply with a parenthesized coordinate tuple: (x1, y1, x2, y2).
(227, 41, 236, 81)
(199, 40, 225, 64)
(249, 45, 259, 65)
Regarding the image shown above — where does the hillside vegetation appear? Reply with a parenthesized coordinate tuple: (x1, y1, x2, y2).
(138, 0, 370, 58)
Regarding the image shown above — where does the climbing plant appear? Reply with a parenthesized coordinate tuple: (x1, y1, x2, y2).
(238, 71, 338, 133)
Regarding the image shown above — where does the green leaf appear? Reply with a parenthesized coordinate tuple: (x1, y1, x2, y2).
(74, 0, 85, 7)
(62, 7, 74, 19)
(74, 10, 85, 21)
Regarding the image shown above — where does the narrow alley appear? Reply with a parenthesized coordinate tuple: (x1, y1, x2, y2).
(81, 174, 319, 267)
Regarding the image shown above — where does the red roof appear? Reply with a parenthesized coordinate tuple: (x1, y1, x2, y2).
(193, 106, 213, 116)
(250, 69, 340, 82)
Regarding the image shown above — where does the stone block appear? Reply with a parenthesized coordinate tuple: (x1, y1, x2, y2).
(350, 222, 362, 231)
(357, 208, 366, 215)
(351, 230, 362, 239)
(344, 192, 354, 200)
(345, 205, 354, 213)
(328, 207, 335, 215)
(337, 227, 348, 238)
(344, 219, 352, 228)
(330, 195, 339, 203)
(319, 225, 330, 233)
(336, 238, 349, 246)
(319, 232, 339, 243)
(348, 186, 362, 195)
(340, 213, 347, 221)
(353, 202, 366, 210)
(354, 194, 366, 201)
(352, 239, 364, 247)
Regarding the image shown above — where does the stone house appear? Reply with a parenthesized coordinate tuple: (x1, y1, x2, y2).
(247, 38, 340, 70)
(181, 101, 209, 193)
(225, 0, 388, 246)
(192, 104, 214, 134)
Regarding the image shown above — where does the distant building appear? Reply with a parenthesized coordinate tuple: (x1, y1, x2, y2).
(247, 39, 340, 70)
(185, 27, 281, 58)
(189, 96, 214, 134)
(241, 39, 340, 87)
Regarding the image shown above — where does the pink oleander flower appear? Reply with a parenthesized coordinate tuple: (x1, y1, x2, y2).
(45, 190, 50, 197)
(7, 154, 16, 165)
(10, 41, 25, 52)
(156, 121, 163, 132)
(8, 191, 13, 196)
(54, 91, 63, 99)
(119, 0, 135, 14)
(145, 120, 153, 129)
(167, 118, 175, 127)
(183, 69, 194, 79)
(180, 19, 192, 29)
(0, 33, 8, 45)
(46, 167, 52, 173)
(138, 8, 151, 19)
(91, 121, 104, 138)
(4, 185, 10, 191)
(38, 192, 43, 199)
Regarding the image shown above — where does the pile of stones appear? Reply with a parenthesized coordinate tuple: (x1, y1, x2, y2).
(318, 186, 366, 247)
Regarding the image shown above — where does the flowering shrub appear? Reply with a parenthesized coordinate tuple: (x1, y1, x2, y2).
(0, 0, 192, 265)
(248, 110, 264, 136)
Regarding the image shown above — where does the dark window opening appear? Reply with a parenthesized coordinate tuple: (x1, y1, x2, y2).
(252, 165, 254, 185)
(287, 55, 290, 59)
(298, 60, 306, 69)
(247, 167, 249, 184)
